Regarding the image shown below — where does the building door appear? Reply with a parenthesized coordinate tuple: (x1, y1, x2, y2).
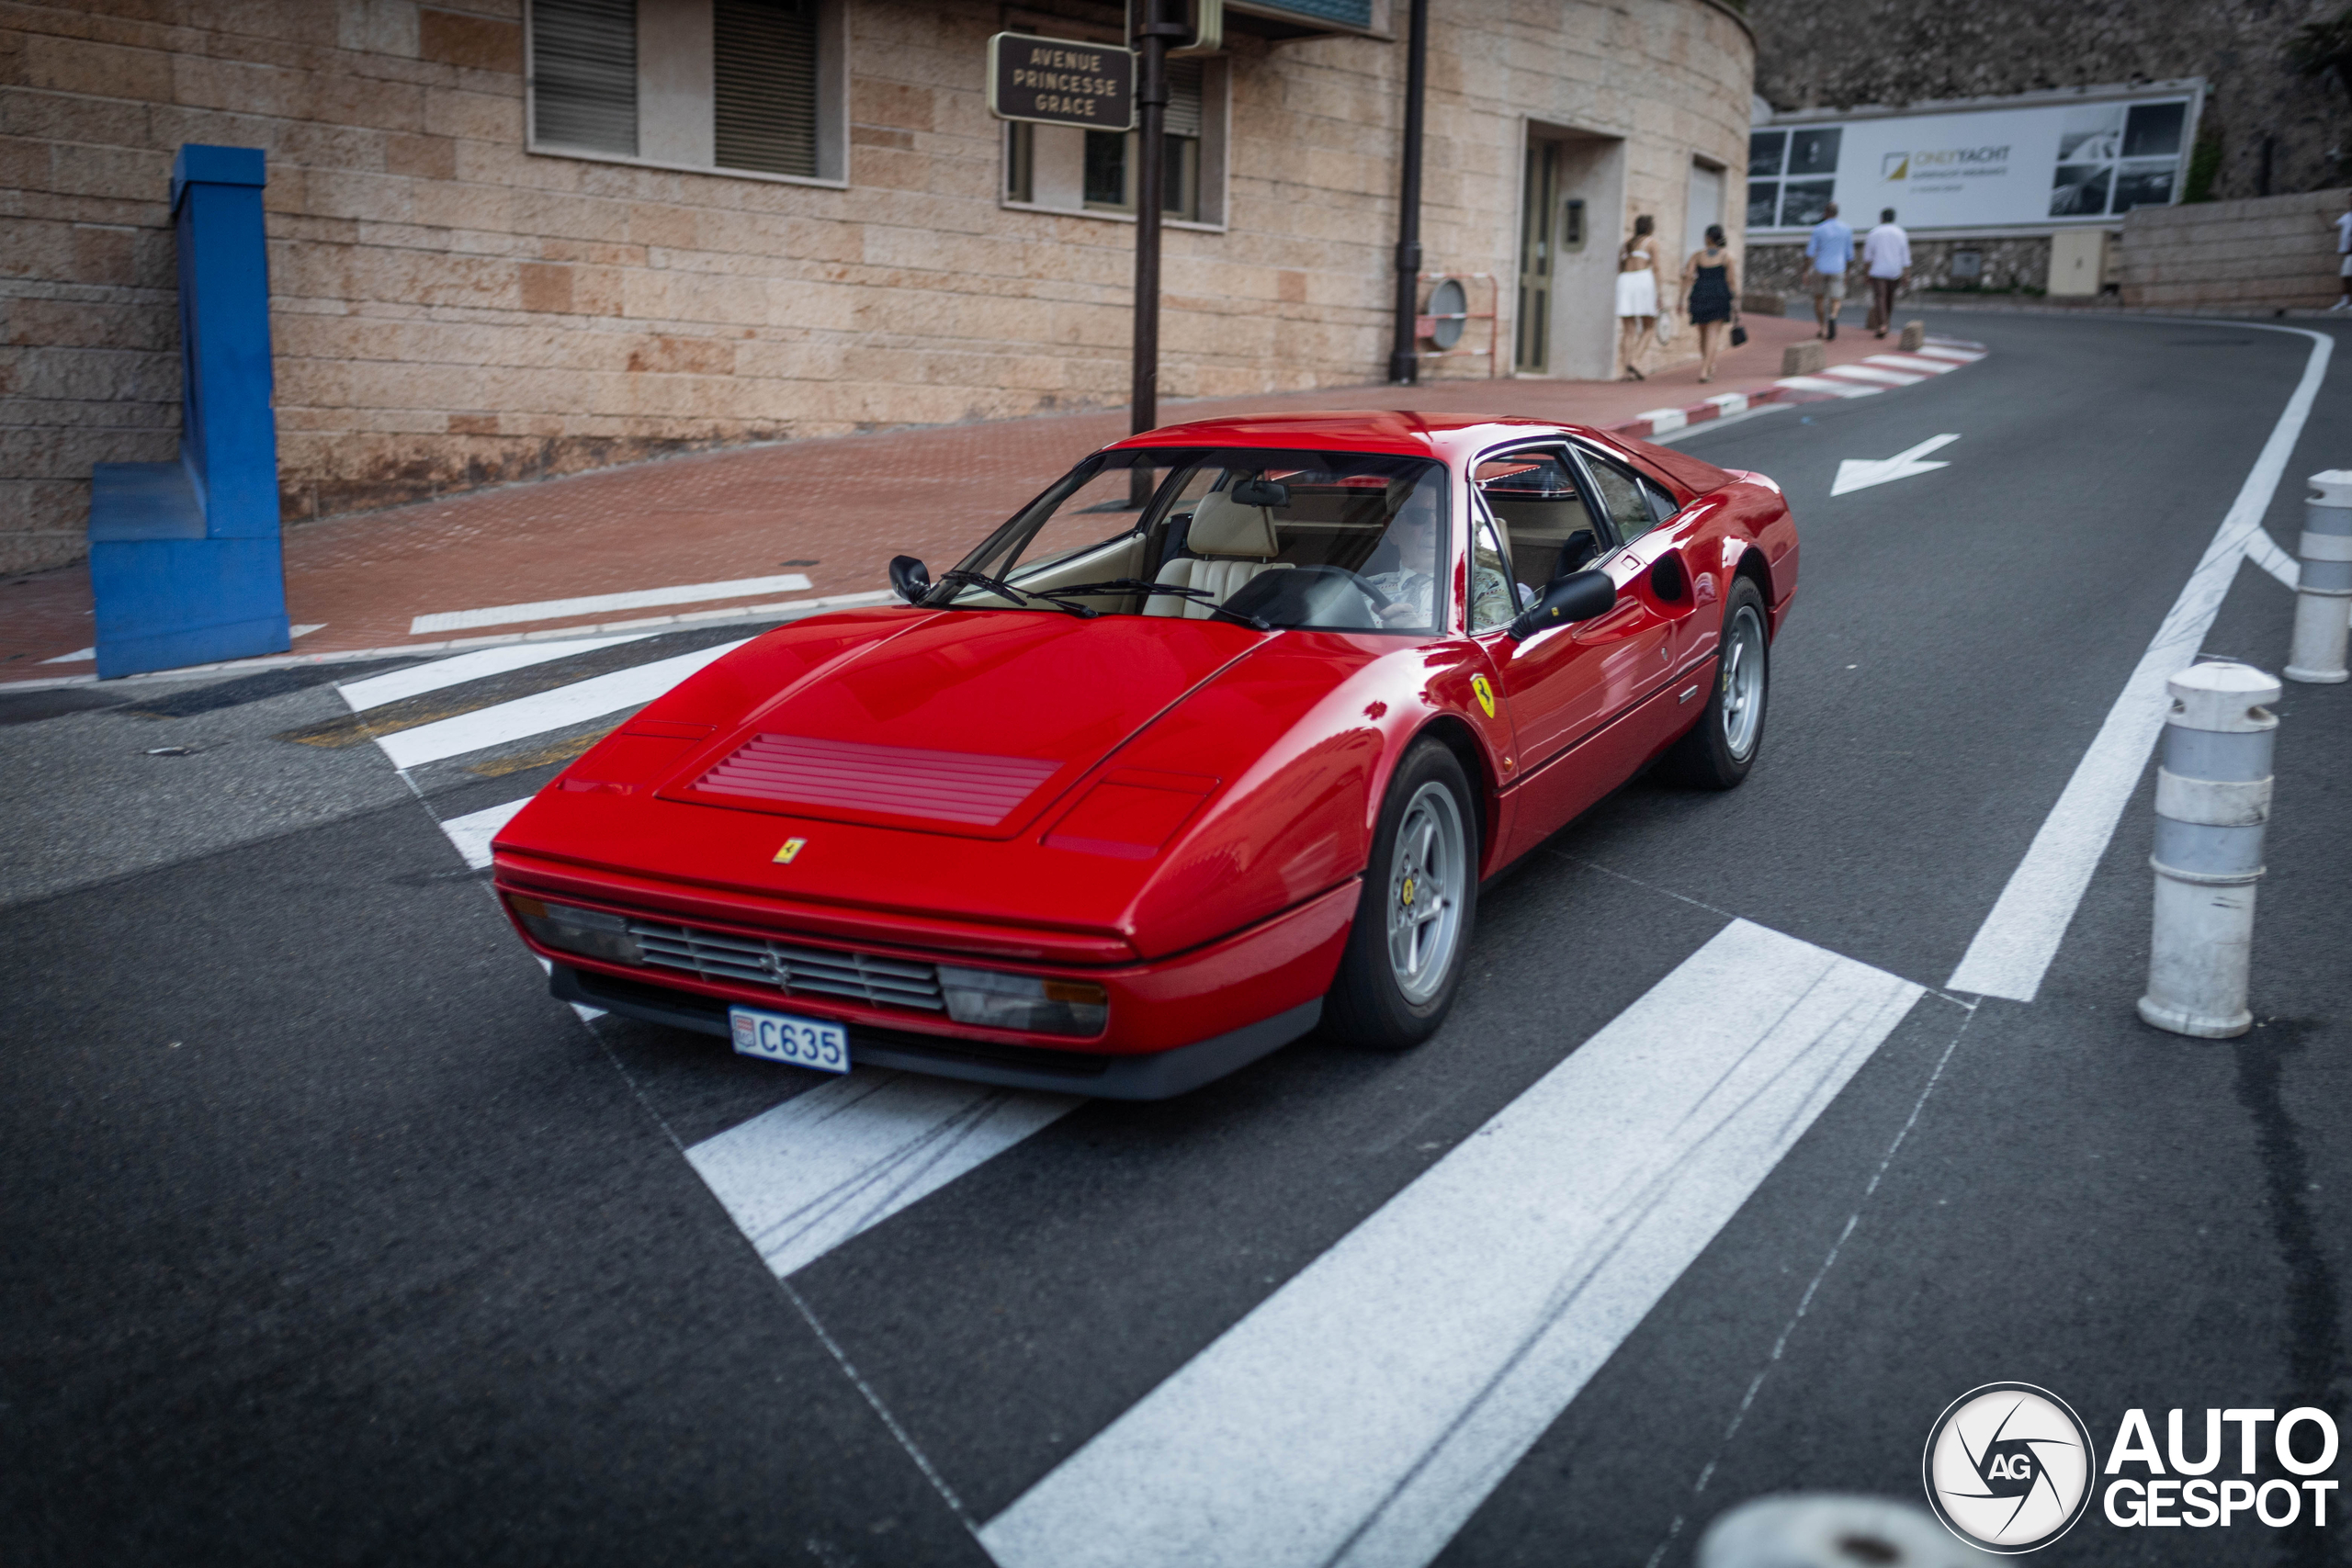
(1686, 160, 1724, 255)
(1518, 134, 1601, 376)
(1516, 141, 1559, 373)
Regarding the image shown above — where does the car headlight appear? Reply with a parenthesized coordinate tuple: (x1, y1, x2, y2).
(509, 897, 643, 966)
(937, 965, 1108, 1036)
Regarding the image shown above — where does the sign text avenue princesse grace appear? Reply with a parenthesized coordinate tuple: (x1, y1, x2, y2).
(987, 32, 1136, 131)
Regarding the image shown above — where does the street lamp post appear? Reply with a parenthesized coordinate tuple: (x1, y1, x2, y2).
(1387, 0, 1430, 385)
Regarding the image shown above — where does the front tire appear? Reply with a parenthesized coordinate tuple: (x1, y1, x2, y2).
(1666, 575, 1769, 789)
(1325, 739, 1479, 1051)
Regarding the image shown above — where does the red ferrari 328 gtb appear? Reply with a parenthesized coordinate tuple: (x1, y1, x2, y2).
(492, 412, 1797, 1097)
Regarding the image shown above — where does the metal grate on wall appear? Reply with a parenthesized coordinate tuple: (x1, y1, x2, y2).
(532, 0, 639, 155)
(715, 0, 820, 178)
(1164, 59, 1204, 140)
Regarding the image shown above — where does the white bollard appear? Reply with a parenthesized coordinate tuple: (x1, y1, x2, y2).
(1698, 1495, 1996, 1566)
(2137, 661, 2279, 1039)
(2284, 468, 2352, 684)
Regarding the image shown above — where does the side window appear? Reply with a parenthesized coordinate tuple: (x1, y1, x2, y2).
(1474, 448, 1605, 598)
(1468, 509, 1516, 632)
(1577, 453, 1655, 547)
(1638, 475, 1680, 525)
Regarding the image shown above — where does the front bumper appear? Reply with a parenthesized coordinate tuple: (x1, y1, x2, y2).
(509, 875, 1360, 1098)
(555, 964, 1322, 1100)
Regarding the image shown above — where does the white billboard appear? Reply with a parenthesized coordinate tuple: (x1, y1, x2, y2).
(1749, 90, 2199, 233)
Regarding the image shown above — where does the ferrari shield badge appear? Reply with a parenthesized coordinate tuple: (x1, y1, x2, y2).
(1470, 675, 1496, 718)
(773, 838, 808, 864)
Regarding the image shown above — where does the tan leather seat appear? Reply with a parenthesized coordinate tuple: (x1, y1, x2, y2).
(1145, 488, 1293, 618)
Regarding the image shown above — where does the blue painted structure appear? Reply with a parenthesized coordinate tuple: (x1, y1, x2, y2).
(87, 145, 289, 678)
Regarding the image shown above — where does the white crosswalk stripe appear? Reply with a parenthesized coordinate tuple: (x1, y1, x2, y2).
(688, 1075, 1079, 1280)
(379, 637, 751, 770)
(340, 631, 662, 712)
(981, 920, 1924, 1568)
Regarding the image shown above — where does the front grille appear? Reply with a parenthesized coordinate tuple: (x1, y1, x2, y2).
(626, 919, 945, 1011)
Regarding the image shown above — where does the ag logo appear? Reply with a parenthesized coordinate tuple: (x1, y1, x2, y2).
(1883, 152, 1909, 180)
(1470, 674, 1496, 718)
(1923, 1383, 2096, 1553)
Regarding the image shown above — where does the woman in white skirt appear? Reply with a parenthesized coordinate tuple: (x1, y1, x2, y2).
(1615, 215, 1660, 380)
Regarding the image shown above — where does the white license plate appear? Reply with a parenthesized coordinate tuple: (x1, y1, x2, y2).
(729, 1006, 851, 1074)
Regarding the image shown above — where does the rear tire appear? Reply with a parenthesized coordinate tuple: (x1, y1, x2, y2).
(1325, 739, 1479, 1051)
(1666, 576, 1769, 789)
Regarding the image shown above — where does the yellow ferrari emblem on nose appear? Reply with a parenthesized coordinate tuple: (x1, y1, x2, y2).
(1470, 675, 1496, 718)
(774, 838, 807, 864)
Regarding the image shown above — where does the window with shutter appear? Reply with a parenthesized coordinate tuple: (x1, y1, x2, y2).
(527, 0, 843, 185)
(532, 0, 639, 156)
(713, 0, 819, 178)
(1012, 51, 1217, 224)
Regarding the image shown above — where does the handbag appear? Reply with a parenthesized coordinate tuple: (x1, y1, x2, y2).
(1730, 318, 1749, 347)
(1654, 309, 1677, 348)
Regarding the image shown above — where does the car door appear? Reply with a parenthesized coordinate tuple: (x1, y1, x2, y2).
(1566, 443, 1703, 735)
(1466, 445, 1668, 860)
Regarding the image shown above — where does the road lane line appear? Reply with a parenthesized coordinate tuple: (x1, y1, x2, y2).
(1947, 324, 2333, 1001)
(979, 919, 1924, 1568)
(376, 637, 750, 770)
(339, 632, 660, 711)
(409, 574, 813, 635)
(688, 1075, 1079, 1280)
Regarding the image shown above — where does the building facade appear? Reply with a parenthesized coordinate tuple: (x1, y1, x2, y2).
(1, 0, 1753, 578)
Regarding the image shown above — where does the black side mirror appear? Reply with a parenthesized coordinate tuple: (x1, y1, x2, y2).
(888, 555, 931, 604)
(1508, 570, 1615, 642)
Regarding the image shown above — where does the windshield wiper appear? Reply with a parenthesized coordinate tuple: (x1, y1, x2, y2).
(935, 569, 1096, 618)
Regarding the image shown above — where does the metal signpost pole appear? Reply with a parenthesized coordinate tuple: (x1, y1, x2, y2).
(1386, 0, 1430, 385)
(1129, 2, 1184, 503)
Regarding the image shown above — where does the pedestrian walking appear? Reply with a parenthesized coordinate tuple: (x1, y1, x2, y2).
(1681, 223, 1739, 383)
(1862, 208, 1910, 337)
(1615, 214, 1660, 380)
(1804, 202, 1853, 340)
(2334, 197, 2351, 311)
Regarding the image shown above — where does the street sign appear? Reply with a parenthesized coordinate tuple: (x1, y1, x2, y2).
(987, 33, 1135, 132)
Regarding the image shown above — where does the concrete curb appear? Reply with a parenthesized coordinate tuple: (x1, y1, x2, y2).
(1606, 337, 1989, 440)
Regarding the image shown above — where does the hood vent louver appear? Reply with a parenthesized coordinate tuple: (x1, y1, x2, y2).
(694, 734, 1060, 827)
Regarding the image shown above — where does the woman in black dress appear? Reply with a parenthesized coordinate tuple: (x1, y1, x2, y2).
(1680, 224, 1739, 383)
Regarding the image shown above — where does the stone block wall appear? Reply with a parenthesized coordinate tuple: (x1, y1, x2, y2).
(2117, 187, 2351, 310)
(1747, 234, 2054, 295)
(0, 0, 1753, 576)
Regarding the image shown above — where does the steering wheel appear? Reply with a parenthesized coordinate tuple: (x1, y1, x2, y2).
(1289, 565, 1400, 625)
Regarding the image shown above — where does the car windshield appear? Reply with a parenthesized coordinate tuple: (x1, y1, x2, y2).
(922, 447, 1452, 635)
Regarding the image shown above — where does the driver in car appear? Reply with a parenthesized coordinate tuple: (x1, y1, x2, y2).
(1365, 481, 1513, 629)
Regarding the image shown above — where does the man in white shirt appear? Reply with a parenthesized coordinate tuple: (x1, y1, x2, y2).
(2334, 201, 2351, 311)
(1862, 208, 1912, 338)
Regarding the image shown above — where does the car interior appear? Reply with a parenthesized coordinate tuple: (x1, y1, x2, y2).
(945, 452, 1451, 633)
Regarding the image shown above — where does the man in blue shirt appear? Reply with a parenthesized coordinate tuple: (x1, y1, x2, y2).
(1804, 202, 1854, 341)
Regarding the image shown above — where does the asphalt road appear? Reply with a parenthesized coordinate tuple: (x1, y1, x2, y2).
(4, 310, 2349, 1567)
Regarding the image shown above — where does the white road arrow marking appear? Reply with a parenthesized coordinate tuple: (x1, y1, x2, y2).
(1831, 434, 1961, 496)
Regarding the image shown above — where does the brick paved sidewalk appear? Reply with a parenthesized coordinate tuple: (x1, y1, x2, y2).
(1, 310, 1917, 682)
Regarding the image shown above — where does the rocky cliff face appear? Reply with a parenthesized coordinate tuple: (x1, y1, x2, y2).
(1748, 0, 2350, 200)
